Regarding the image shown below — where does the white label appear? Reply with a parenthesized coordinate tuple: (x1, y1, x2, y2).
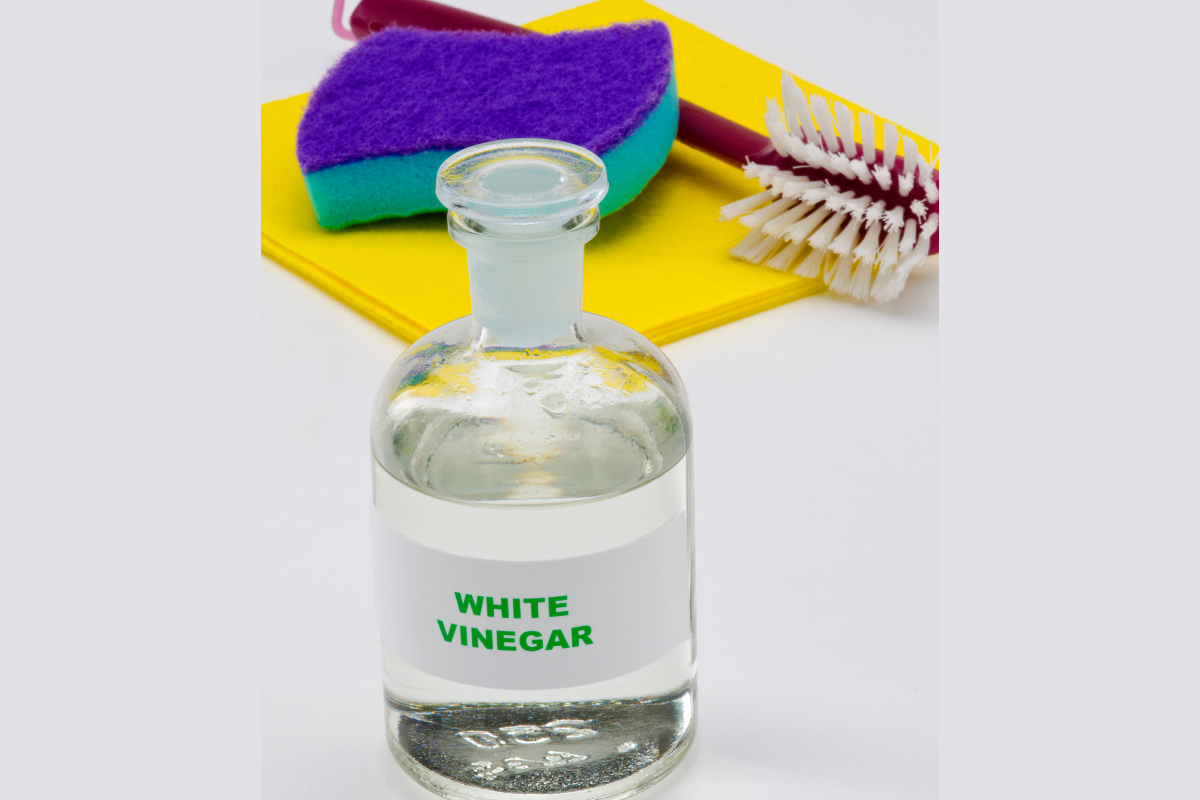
(371, 505, 691, 690)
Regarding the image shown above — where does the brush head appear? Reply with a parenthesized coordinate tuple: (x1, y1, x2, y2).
(719, 73, 939, 303)
(297, 23, 677, 229)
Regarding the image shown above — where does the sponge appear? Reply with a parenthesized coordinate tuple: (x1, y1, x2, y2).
(296, 22, 678, 229)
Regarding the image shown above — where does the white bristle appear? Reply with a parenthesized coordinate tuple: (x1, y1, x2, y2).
(871, 267, 895, 301)
(783, 206, 832, 243)
(834, 102, 858, 157)
(864, 200, 887, 227)
(740, 196, 794, 229)
(922, 178, 939, 204)
(794, 246, 827, 278)
(808, 211, 847, 251)
(883, 205, 905, 233)
(853, 221, 883, 262)
(766, 240, 803, 270)
(860, 113, 876, 165)
(849, 159, 872, 184)
(780, 74, 805, 139)
(898, 173, 915, 197)
(778, 133, 804, 163)
(887, 235, 931, 298)
(780, 137, 810, 167)
(823, 190, 857, 214)
(757, 167, 783, 188)
(744, 231, 782, 263)
(829, 216, 864, 255)
(846, 254, 875, 301)
(878, 227, 901, 270)
(768, 171, 797, 191)
(921, 213, 939, 239)
(883, 123, 899, 169)
(779, 73, 801, 135)
(741, 164, 780, 191)
(764, 99, 792, 157)
(871, 164, 893, 191)
(870, 227, 902, 302)
(910, 149, 929, 181)
(826, 248, 856, 293)
(730, 228, 768, 259)
(763, 202, 815, 237)
(828, 152, 857, 179)
(915, 148, 933, 183)
(902, 136, 919, 175)
(800, 182, 839, 207)
(786, 75, 821, 145)
(745, 163, 774, 183)
(719, 189, 774, 221)
(810, 96, 841, 153)
(781, 179, 824, 200)
(910, 199, 927, 222)
(797, 99, 822, 148)
(777, 136, 806, 164)
(870, 276, 893, 301)
(842, 195, 871, 221)
(797, 140, 837, 174)
(899, 235, 931, 275)
(899, 218, 918, 256)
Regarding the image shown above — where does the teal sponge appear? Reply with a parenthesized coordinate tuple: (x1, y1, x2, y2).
(296, 24, 678, 229)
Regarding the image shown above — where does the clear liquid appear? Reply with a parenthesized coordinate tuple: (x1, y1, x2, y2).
(371, 316, 695, 799)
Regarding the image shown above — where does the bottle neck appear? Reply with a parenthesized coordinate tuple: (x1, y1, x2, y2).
(449, 210, 597, 349)
(466, 242, 583, 347)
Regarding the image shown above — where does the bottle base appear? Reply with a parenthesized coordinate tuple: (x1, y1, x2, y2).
(384, 686, 695, 799)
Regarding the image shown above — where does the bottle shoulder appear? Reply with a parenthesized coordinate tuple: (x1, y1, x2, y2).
(371, 314, 690, 505)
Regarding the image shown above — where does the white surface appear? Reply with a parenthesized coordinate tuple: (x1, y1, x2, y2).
(262, 1, 938, 797)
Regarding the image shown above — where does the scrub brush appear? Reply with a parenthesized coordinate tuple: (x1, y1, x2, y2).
(718, 75, 939, 302)
(335, 0, 939, 301)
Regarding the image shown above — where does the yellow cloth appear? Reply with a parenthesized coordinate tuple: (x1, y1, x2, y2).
(261, 0, 939, 345)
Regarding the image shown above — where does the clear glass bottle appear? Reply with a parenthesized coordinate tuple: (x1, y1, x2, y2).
(369, 140, 696, 800)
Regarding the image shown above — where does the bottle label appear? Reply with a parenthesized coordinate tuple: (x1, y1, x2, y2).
(371, 505, 691, 691)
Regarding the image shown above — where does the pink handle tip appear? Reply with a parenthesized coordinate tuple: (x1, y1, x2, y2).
(332, 0, 358, 40)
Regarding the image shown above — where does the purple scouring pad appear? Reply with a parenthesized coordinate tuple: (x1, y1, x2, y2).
(296, 22, 678, 229)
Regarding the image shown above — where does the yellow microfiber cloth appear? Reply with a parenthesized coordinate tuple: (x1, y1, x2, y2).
(261, 0, 939, 345)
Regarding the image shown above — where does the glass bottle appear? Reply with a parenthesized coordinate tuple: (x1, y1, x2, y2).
(369, 139, 696, 800)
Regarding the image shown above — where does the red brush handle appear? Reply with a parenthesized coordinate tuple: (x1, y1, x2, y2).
(351, 0, 528, 38)
(342, 0, 772, 166)
(676, 99, 775, 166)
